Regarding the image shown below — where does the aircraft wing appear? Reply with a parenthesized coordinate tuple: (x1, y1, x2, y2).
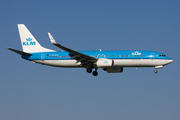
(48, 33, 98, 66)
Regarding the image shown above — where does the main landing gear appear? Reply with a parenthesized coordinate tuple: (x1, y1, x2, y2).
(92, 70, 98, 76)
(86, 68, 92, 73)
(86, 68, 98, 76)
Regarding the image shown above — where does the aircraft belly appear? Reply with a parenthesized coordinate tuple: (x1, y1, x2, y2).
(113, 59, 168, 67)
(33, 60, 80, 67)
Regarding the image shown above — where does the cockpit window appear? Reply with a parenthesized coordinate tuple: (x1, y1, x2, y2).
(159, 55, 166, 57)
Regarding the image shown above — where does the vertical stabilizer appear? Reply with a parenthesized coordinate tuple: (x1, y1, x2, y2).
(18, 24, 55, 53)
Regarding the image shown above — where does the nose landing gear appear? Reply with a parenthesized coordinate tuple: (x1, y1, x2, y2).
(154, 66, 163, 74)
(154, 70, 158, 74)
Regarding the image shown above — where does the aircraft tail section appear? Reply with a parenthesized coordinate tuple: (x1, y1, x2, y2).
(18, 24, 55, 53)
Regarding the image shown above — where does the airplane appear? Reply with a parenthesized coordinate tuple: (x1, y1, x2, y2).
(8, 24, 173, 76)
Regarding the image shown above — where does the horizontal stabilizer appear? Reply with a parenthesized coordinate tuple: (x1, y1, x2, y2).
(7, 48, 32, 56)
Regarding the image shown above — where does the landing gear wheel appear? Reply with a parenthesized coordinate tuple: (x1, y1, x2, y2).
(86, 68, 92, 73)
(154, 70, 158, 74)
(92, 71, 98, 76)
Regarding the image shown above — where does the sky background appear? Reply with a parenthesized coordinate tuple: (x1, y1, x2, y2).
(0, 0, 180, 120)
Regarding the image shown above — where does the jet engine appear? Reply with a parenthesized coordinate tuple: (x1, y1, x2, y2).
(95, 59, 114, 67)
(103, 67, 123, 73)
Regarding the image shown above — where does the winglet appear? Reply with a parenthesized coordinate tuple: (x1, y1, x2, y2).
(48, 32, 57, 45)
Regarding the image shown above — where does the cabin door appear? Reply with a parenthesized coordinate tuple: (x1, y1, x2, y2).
(41, 54, 45, 61)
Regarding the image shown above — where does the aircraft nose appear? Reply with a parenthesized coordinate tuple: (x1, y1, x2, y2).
(168, 59, 173, 63)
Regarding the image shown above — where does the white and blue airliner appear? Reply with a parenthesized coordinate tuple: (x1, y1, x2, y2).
(8, 24, 173, 76)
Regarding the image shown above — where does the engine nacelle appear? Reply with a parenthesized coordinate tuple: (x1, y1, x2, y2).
(95, 59, 114, 68)
(103, 67, 123, 73)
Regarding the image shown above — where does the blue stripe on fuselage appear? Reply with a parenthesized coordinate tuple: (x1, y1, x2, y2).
(22, 50, 172, 61)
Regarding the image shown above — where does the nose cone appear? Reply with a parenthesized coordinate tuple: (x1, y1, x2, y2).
(167, 59, 173, 64)
(169, 59, 173, 63)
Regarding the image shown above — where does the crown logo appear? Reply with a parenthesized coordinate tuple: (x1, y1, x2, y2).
(26, 37, 32, 41)
(104, 61, 108, 63)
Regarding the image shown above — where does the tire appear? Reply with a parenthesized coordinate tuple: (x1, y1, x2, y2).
(92, 71, 98, 76)
(87, 68, 92, 73)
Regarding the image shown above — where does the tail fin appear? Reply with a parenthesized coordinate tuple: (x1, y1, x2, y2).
(18, 24, 55, 53)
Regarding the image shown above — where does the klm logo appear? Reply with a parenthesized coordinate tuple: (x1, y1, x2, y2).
(132, 51, 141, 55)
(104, 61, 108, 63)
(23, 37, 36, 46)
